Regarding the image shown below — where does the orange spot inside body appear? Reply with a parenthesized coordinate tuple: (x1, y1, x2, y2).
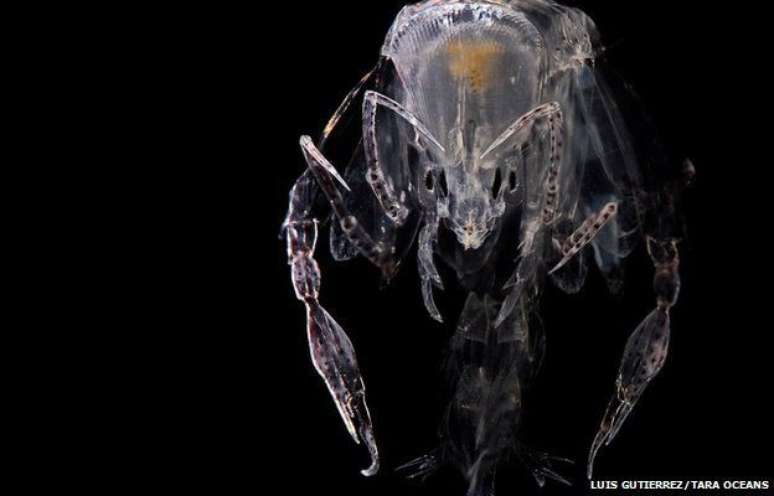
(446, 40, 505, 91)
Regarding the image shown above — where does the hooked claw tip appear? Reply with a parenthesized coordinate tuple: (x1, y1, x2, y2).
(360, 458, 380, 477)
(299, 134, 351, 192)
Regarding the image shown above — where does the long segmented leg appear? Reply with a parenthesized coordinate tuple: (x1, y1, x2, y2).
(362, 90, 445, 226)
(284, 173, 380, 476)
(481, 101, 564, 224)
(487, 104, 565, 326)
(480, 102, 562, 160)
(541, 104, 564, 225)
(549, 202, 619, 274)
(299, 136, 398, 280)
(417, 213, 445, 323)
(319, 58, 385, 149)
(587, 236, 680, 479)
(281, 64, 391, 477)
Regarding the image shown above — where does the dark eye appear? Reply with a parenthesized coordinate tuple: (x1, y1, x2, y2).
(425, 170, 434, 191)
(438, 169, 449, 197)
(492, 168, 502, 197)
(407, 146, 420, 168)
(508, 170, 518, 192)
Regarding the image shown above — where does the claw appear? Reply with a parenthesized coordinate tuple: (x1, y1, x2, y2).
(286, 206, 380, 477)
(421, 278, 444, 323)
(306, 302, 380, 477)
(587, 306, 670, 479)
(418, 215, 445, 322)
(300, 135, 351, 192)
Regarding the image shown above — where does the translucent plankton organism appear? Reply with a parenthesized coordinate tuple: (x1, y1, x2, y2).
(283, 0, 693, 492)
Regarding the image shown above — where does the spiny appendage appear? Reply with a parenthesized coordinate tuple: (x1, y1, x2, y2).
(476, 100, 564, 230)
(285, 145, 380, 476)
(364, 91, 444, 153)
(320, 58, 384, 149)
(362, 93, 408, 225)
(396, 450, 441, 481)
(481, 102, 561, 160)
(541, 105, 564, 225)
(587, 237, 680, 479)
(517, 445, 574, 488)
(417, 215, 444, 322)
(549, 202, 618, 274)
(363, 90, 444, 226)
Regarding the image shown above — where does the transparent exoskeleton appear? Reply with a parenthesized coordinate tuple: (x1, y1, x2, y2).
(283, 0, 692, 493)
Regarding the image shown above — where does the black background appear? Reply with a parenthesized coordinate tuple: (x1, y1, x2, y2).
(241, 1, 771, 494)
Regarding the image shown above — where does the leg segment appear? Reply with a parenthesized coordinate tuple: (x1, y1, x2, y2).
(549, 202, 619, 275)
(493, 104, 567, 326)
(587, 237, 680, 479)
(284, 176, 379, 477)
(281, 64, 391, 476)
(320, 58, 385, 149)
(417, 214, 444, 323)
(300, 135, 397, 280)
(362, 90, 445, 226)
(481, 102, 565, 225)
(541, 104, 564, 225)
(480, 102, 562, 160)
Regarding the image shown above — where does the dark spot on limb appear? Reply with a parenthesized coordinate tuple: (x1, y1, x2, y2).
(342, 216, 357, 232)
(425, 170, 434, 191)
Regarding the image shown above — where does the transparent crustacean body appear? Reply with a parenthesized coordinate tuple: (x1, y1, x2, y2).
(283, 1, 691, 493)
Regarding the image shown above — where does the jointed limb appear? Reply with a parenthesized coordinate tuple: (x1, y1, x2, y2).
(284, 173, 380, 477)
(320, 58, 386, 149)
(494, 104, 568, 327)
(481, 101, 565, 225)
(587, 237, 680, 479)
(281, 65, 393, 477)
(300, 136, 397, 279)
(549, 202, 618, 275)
(362, 90, 445, 226)
(417, 213, 445, 323)
(481, 102, 562, 160)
